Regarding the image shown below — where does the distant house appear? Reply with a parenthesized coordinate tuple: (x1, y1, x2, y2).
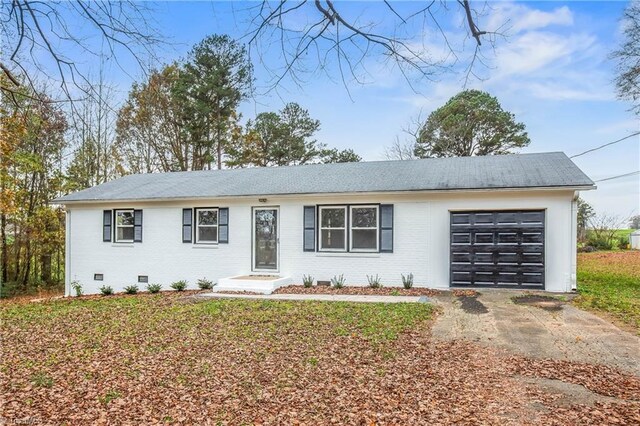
(53, 152, 595, 295)
(630, 230, 640, 250)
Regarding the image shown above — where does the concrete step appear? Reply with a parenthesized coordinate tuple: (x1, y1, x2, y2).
(213, 275, 292, 294)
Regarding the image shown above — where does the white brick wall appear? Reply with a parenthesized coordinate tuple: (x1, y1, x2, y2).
(65, 190, 577, 295)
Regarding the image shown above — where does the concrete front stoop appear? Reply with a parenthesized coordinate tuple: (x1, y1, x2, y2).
(212, 275, 292, 294)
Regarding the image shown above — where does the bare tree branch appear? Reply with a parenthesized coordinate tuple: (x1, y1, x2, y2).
(459, 0, 487, 46)
(0, 0, 162, 109)
(242, 1, 499, 93)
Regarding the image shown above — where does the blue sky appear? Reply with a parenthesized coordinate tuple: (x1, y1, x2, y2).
(84, 1, 639, 219)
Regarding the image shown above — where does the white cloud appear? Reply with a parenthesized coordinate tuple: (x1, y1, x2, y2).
(493, 31, 597, 78)
(487, 3, 573, 35)
(594, 119, 640, 135)
(523, 82, 612, 102)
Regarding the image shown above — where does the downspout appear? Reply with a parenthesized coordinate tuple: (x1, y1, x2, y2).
(65, 209, 71, 297)
(570, 192, 578, 292)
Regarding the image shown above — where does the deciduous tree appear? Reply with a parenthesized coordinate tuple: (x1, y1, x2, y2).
(1, 79, 67, 292)
(116, 64, 192, 173)
(577, 197, 595, 242)
(613, 0, 640, 114)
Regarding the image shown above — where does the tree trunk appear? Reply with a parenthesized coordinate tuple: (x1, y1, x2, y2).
(22, 241, 31, 290)
(1, 211, 7, 284)
(40, 253, 52, 284)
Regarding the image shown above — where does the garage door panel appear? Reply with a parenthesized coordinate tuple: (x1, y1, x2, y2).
(451, 213, 471, 225)
(497, 232, 519, 244)
(495, 273, 543, 284)
(496, 212, 519, 224)
(473, 213, 494, 224)
(451, 232, 471, 244)
(521, 253, 544, 264)
(521, 211, 545, 224)
(496, 253, 519, 264)
(522, 232, 544, 244)
(450, 210, 545, 289)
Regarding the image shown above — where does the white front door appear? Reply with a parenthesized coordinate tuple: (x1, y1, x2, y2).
(252, 207, 279, 272)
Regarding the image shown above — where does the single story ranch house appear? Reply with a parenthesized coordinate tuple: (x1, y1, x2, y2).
(53, 152, 595, 295)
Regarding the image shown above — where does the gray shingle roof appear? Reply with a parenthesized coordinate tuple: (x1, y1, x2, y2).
(53, 152, 594, 203)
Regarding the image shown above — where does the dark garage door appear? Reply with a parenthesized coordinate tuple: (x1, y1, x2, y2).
(450, 210, 545, 289)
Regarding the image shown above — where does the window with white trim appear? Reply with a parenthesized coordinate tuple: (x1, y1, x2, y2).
(196, 208, 218, 243)
(319, 206, 347, 251)
(115, 210, 135, 242)
(350, 205, 379, 252)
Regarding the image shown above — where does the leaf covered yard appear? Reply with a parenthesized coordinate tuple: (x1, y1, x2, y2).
(2, 294, 639, 425)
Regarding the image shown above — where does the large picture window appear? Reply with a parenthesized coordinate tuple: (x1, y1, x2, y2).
(350, 205, 379, 252)
(319, 206, 347, 251)
(196, 208, 218, 243)
(115, 210, 135, 243)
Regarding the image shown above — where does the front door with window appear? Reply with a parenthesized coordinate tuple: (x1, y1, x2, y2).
(253, 208, 279, 271)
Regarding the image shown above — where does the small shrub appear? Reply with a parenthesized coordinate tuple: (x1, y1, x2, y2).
(71, 280, 83, 297)
(617, 235, 630, 250)
(401, 273, 414, 289)
(123, 285, 138, 295)
(99, 389, 121, 405)
(577, 245, 596, 253)
(197, 278, 213, 290)
(367, 274, 382, 288)
(99, 285, 113, 296)
(170, 280, 188, 291)
(331, 274, 345, 289)
(32, 372, 53, 388)
(302, 274, 314, 288)
(147, 283, 162, 293)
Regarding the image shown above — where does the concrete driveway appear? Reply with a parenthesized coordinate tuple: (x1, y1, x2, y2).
(431, 290, 640, 376)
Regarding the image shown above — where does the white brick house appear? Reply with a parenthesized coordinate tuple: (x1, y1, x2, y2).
(53, 152, 595, 295)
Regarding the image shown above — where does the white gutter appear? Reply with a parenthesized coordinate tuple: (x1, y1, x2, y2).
(52, 185, 597, 206)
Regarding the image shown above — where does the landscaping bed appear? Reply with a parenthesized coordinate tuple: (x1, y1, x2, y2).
(274, 284, 441, 296)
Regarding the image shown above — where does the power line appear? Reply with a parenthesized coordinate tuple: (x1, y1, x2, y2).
(594, 170, 640, 182)
(570, 131, 640, 159)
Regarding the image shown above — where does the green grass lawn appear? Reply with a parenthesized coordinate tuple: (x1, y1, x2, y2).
(575, 251, 640, 333)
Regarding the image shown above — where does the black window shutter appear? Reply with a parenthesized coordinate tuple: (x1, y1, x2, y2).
(103, 210, 112, 242)
(380, 204, 394, 253)
(218, 208, 229, 243)
(303, 206, 316, 252)
(182, 208, 192, 243)
(133, 210, 143, 242)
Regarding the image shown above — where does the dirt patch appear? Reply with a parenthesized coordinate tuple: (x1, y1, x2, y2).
(452, 289, 480, 297)
(513, 294, 565, 312)
(457, 295, 489, 314)
(274, 285, 441, 296)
